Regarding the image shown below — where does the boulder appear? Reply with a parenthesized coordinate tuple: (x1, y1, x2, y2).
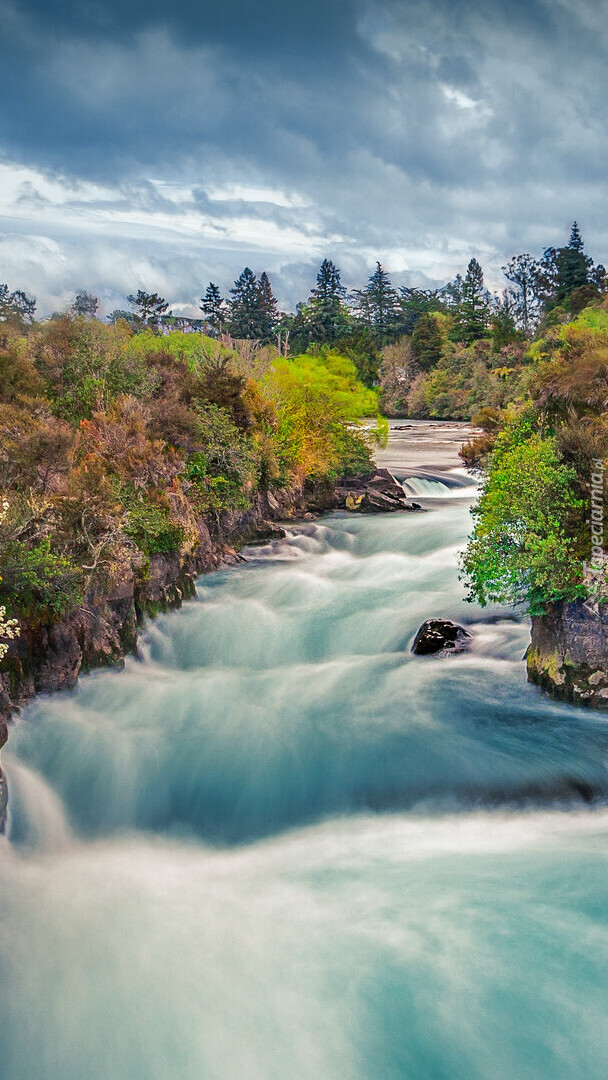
(411, 619, 471, 655)
(528, 600, 608, 707)
(338, 468, 423, 513)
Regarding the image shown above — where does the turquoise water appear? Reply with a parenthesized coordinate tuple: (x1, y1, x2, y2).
(2, 479, 608, 1079)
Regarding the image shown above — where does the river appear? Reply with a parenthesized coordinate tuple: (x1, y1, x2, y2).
(2, 420, 608, 1080)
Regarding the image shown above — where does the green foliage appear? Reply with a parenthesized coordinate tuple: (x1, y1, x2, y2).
(124, 500, 184, 556)
(461, 426, 585, 613)
(35, 318, 158, 419)
(0, 537, 82, 618)
(407, 340, 526, 420)
(263, 351, 380, 479)
(411, 312, 445, 370)
(451, 258, 491, 343)
(183, 403, 257, 511)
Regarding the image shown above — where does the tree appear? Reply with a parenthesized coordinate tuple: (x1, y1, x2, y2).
(0, 284, 36, 325)
(127, 290, 169, 331)
(411, 312, 444, 370)
(308, 259, 349, 343)
(537, 224, 593, 310)
(502, 253, 540, 335)
(257, 271, 279, 341)
(398, 287, 445, 334)
(200, 283, 227, 337)
(442, 273, 464, 309)
(228, 267, 262, 339)
(352, 263, 399, 344)
(490, 291, 522, 349)
(591, 264, 608, 293)
(452, 259, 491, 343)
(72, 291, 99, 318)
(461, 424, 584, 613)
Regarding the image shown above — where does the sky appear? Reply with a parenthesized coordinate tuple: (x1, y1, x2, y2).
(1, 0, 607, 316)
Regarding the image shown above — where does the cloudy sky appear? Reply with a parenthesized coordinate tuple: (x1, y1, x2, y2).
(1, 0, 607, 315)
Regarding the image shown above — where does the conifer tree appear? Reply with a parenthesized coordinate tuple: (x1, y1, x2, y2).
(308, 259, 348, 343)
(127, 290, 169, 331)
(452, 259, 491, 343)
(353, 262, 399, 344)
(537, 224, 593, 309)
(228, 268, 278, 341)
(228, 268, 261, 338)
(257, 271, 279, 341)
(411, 312, 444, 371)
(200, 282, 226, 337)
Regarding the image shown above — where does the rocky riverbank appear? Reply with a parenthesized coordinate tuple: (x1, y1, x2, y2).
(527, 600, 608, 708)
(0, 468, 420, 729)
(0, 484, 322, 726)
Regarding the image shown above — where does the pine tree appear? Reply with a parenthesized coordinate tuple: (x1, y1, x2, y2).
(228, 268, 262, 338)
(537, 224, 593, 309)
(452, 259, 491, 343)
(308, 259, 348, 343)
(200, 282, 226, 337)
(569, 221, 584, 252)
(411, 313, 444, 371)
(257, 271, 279, 341)
(353, 262, 399, 344)
(127, 290, 169, 331)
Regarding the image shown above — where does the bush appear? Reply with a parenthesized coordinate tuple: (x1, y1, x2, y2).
(461, 427, 585, 613)
(0, 537, 82, 618)
(124, 501, 184, 556)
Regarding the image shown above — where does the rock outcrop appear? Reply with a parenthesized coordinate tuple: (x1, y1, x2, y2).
(337, 468, 422, 513)
(412, 619, 471, 655)
(0, 482, 337, 730)
(527, 600, 608, 707)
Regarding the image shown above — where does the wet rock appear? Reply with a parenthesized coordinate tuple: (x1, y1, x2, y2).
(412, 619, 471, 655)
(338, 468, 423, 513)
(528, 600, 608, 708)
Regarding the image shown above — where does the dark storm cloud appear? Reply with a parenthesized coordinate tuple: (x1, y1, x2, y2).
(1, 0, 607, 311)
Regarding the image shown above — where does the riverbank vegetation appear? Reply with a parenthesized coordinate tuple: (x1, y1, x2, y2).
(0, 318, 383, 635)
(461, 301, 608, 613)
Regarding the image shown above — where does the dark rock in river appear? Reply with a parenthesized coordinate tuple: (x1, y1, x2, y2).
(528, 599, 608, 708)
(337, 468, 423, 513)
(412, 619, 471, 655)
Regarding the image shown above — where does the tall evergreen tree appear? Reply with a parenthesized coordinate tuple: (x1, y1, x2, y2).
(411, 312, 444, 371)
(452, 259, 491, 343)
(353, 262, 399, 344)
(308, 259, 349, 343)
(200, 282, 227, 337)
(228, 267, 261, 338)
(257, 271, 279, 341)
(537, 224, 593, 309)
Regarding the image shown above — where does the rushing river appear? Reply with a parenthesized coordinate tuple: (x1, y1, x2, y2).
(2, 421, 608, 1080)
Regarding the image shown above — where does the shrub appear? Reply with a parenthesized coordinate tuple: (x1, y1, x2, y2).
(124, 501, 184, 556)
(461, 427, 585, 613)
(0, 537, 82, 618)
